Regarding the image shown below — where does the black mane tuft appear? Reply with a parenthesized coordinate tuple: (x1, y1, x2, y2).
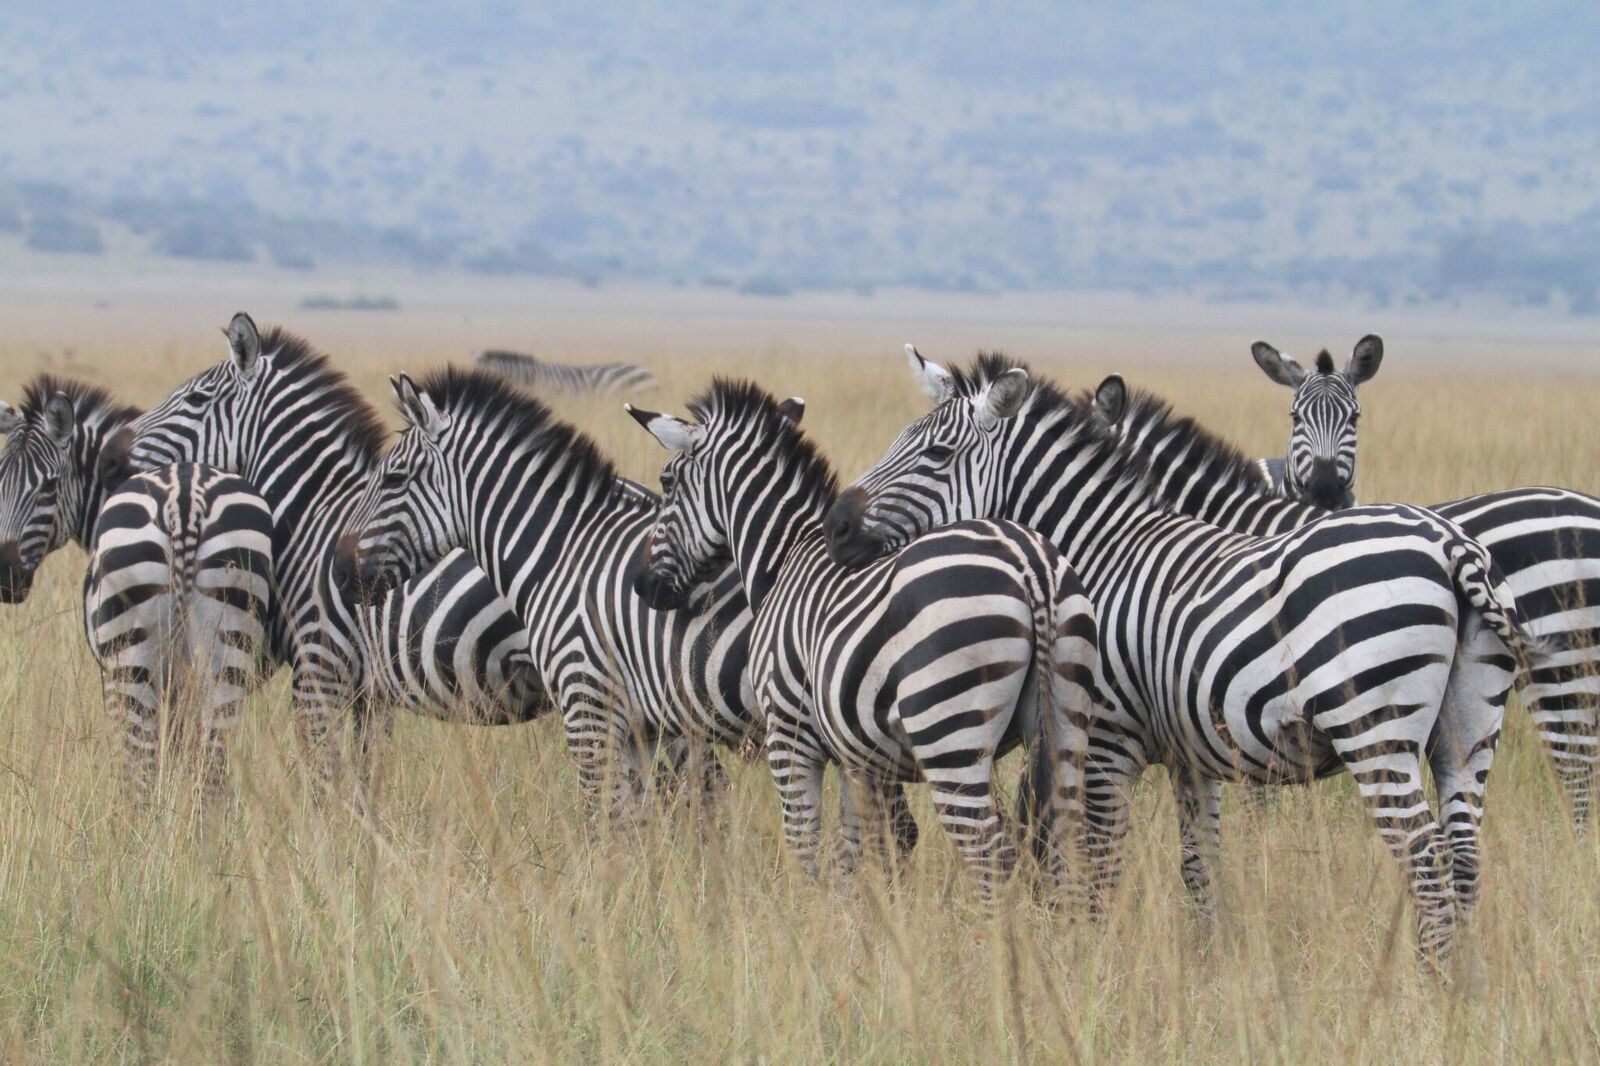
(689, 377, 838, 506)
(19, 373, 141, 431)
(414, 366, 619, 498)
(1111, 385, 1273, 498)
(1315, 350, 1335, 375)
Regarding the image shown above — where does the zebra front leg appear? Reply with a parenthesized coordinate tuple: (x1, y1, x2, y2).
(1080, 740, 1145, 918)
(1171, 764, 1223, 926)
(765, 730, 827, 880)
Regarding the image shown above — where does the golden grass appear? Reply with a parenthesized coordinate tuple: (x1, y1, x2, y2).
(2, 333, 1600, 1062)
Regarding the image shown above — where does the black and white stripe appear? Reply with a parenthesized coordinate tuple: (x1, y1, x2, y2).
(0, 381, 274, 798)
(474, 350, 657, 397)
(334, 368, 758, 815)
(825, 348, 1544, 967)
(100, 315, 546, 776)
(86, 464, 274, 799)
(626, 380, 1099, 900)
(1104, 340, 1600, 826)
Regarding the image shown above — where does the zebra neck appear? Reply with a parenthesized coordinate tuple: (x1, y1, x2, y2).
(70, 415, 137, 548)
(727, 474, 828, 616)
(1123, 408, 1326, 536)
(463, 444, 624, 617)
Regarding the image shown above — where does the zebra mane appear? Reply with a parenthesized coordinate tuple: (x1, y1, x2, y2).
(18, 374, 141, 431)
(945, 352, 1203, 505)
(688, 378, 838, 508)
(414, 366, 620, 499)
(1112, 385, 1274, 498)
(1314, 350, 1335, 374)
(259, 326, 389, 465)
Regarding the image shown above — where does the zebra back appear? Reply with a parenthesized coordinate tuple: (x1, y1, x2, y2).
(475, 350, 657, 396)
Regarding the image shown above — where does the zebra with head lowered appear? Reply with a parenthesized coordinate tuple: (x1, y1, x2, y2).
(328, 367, 759, 815)
(825, 347, 1547, 970)
(1111, 335, 1600, 826)
(474, 350, 657, 397)
(97, 316, 549, 779)
(622, 380, 1098, 900)
(0, 382, 273, 801)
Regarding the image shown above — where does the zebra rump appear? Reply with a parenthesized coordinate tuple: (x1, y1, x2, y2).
(474, 350, 657, 396)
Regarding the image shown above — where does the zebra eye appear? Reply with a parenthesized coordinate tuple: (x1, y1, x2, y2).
(925, 444, 954, 464)
(659, 472, 675, 493)
(382, 469, 407, 489)
(183, 390, 210, 409)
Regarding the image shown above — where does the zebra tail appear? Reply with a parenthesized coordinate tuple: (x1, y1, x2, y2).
(1446, 531, 1559, 664)
(1018, 553, 1082, 881)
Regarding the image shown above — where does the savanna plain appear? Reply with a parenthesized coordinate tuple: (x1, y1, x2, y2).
(2, 290, 1599, 1063)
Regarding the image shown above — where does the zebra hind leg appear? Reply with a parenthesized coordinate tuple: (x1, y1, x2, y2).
(837, 775, 918, 881)
(1521, 665, 1600, 831)
(923, 752, 1016, 909)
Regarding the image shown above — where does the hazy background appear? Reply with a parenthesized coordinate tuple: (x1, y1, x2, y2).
(4, 1, 1599, 317)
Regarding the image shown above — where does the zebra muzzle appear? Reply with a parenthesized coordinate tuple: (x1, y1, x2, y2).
(823, 487, 886, 568)
(331, 533, 388, 604)
(0, 541, 34, 603)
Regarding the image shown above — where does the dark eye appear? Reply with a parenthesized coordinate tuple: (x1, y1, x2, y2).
(183, 390, 209, 408)
(925, 445, 954, 464)
(659, 472, 676, 492)
(382, 469, 406, 489)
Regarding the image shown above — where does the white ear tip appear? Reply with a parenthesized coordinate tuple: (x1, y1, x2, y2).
(623, 403, 635, 413)
(904, 343, 919, 361)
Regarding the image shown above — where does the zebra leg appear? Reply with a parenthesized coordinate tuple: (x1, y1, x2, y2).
(1171, 764, 1223, 925)
(1430, 613, 1513, 920)
(765, 732, 827, 879)
(924, 751, 1016, 906)
(1081, 736, 1146, 918)
(837, 775, 918, 879)
(1520, 662, 1600, 831)
(1336, 736, 1457, 971)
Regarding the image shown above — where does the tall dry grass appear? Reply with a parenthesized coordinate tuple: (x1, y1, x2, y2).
(1, 333, 1599, 1062)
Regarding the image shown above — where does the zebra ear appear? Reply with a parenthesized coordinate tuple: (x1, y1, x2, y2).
(1251, 342, 1306, 388)
(225, 312, 263, 380)
(776, 397, 806, 425)
(1345, 334, 1383, 385)
(0, 400, 21, 435)
(395, 373, 451, 441)
(974, 367, 1029, 429)
(1093, 374, 1128, 428)
(905, 344, 956, 404)
(625, 403, 704, 454)
(43, 392, 75, 446)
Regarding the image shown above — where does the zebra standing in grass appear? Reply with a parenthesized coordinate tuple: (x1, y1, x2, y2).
(1146, 333, 1600, 824)
(623, 380, 1098, 898)
(330, 368, 762, 815)
(474, 350, 657, 397)
(825, 347, 1545, 968)
(0, 384, 274, 798)
(97, 316, 553, 775)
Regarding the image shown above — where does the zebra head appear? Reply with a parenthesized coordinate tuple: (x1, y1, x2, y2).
(825, 345, 1029, 567)
(0, 390, 77, 601)
(625, 384, 807, 611)
(334, 374, 456, 603)
(103, 312, 272, 482)
(1251, 335, 1383, 510)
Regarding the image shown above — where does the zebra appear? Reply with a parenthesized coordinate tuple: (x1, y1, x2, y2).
(95, 315, 555, 778)
(328, 366, 761, 816)
(623, 379, 1099, 900)
(823, 346, 1546, 968)
(1250, 336, 1381, 509)
(0, 383, 274, 800)
(1094, 344, 1600, 826)
(474, 350, 657, 397)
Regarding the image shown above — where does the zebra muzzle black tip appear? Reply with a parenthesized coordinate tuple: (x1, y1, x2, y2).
(823, 488, 884, 568)
(0, 542, 34, 604)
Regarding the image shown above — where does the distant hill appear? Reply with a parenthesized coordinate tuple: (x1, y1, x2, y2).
(2, 2, 1597, 312)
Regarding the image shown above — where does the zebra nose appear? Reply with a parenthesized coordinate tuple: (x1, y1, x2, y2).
(331, 534, 375, 602)
(0, 541, 33, 603)
(1305, 460, 1349, 510)
(99, 427, 137, 488)
(825, 487, 882, 567)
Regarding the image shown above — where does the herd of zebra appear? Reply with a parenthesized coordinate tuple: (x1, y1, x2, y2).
(0, 318, 1595, 974)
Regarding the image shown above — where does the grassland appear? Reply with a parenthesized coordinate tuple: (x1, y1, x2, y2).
(2, 318, 1599, 1062)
